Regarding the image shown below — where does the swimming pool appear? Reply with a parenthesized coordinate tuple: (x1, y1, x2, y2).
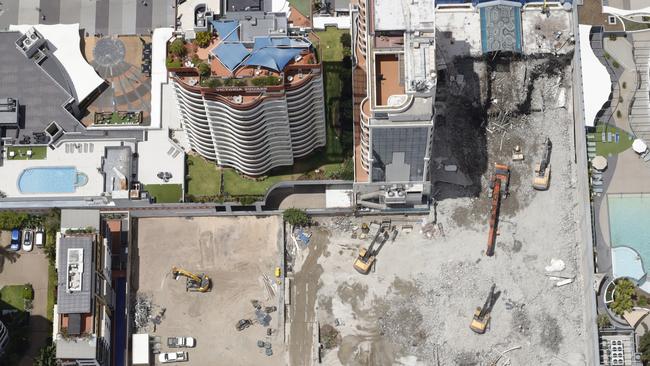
(18, 167, 88, 194)
(608, 194, 650, 275)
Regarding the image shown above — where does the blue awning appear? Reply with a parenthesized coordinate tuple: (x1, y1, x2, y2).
(212, 43, 250, 71)
(244, 47, 303, 71)
(211, 20, 239, 42)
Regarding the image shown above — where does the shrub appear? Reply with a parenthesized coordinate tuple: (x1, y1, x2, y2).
(616, 110, 622, 118)
(609, 34, 618, 41)
(191, 54, 201, 65)
(639, 296, 649, 307)
(198, 63, 211, 77)
(640, 331, 650, 363)
(169, 39, 186, 57)
(0, 211, 28, 230)
(619, 96, 623, 103)
(609, 278, 635, 316)
(283, 208, 310, 226)
(612, 60, 620, 68)
(22, 284, 34, 301)
(234, 79, 247, 87)
(604, 52, 611, 60)
(597, 314, 610, 329)
(251, 76, 282, 86)
(223, 78, 234, 86)
(622, 81, 627, 89)
(193, 31, 212, 48)
(166, 58, 182, 68)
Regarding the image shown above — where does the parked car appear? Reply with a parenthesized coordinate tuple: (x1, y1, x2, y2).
(9, 229, 21, 251)
(34, 231, 45, 247)
(167, 336, 196, 348)
(158, 352, 188, 363)
(22, 230, 33, 252)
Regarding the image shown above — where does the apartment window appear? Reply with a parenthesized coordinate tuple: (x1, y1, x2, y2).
(608, 16, 617, 25)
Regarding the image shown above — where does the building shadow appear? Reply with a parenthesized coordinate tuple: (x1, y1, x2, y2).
(0, 299, 51, 365)
(0, 246, 21, 274)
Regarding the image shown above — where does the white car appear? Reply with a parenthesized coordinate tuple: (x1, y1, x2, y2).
(158, 352, 188, 363)
(167, 336, 196, 348)
(22, 230, 33, 252)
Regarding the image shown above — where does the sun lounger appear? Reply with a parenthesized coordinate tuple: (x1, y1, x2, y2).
(602, 132, 606, 142)
(587, 142, 596, 147)
(616, 133, 620, 143)
(587, 134, 595, 140)
(592, 180, 603, 186)
(593, 187, 604, 193)
(607, 132, 613, 143)
(645, 154, 650, 162)
(90, 144, 94, 153)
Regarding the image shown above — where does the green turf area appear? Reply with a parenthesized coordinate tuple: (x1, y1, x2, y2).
(289, 0, 311, 17)
(187, 155, 221, 197)
(47, 265, 56, 321)
(315, 28, 349, 62)
(594, 124, 634, 156)
(145, 184, 183, 203)
(0, 285, 31, 311)
(7, 146, 47, 160)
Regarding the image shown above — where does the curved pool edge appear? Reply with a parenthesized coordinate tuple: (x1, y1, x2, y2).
(16, 166, 82, 194)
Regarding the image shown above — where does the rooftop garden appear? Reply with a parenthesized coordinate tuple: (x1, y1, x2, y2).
(6, 146, 47, 160)
(591, 123, 633, 157)
(94, 111, 142, 125)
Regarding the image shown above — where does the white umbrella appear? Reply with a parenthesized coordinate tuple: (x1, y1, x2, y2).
(592, 155, 608, 171)
(633, 139, 648, 154)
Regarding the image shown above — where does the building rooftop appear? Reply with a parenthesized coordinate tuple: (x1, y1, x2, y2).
(478, 0, 523, 54)
(103, 146, 132, 193)
(57, 236, 94, 314)
(0, 0, 175, 35)
(0, 31, 83, 142)
(61, 209, 100, 231)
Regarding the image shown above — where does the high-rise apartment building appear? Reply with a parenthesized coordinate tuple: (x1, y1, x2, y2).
(169, 1, 326, 176)
(352, 0, 437, 208)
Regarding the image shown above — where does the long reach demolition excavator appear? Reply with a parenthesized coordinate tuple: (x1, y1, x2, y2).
(486, 163, 510, 257)
(353, 220, 391, 274)
(533, 137, 552, 191)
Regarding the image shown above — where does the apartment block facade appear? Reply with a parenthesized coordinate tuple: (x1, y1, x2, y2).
(352, 0, 437, 208)
(170, 3, 326, 176)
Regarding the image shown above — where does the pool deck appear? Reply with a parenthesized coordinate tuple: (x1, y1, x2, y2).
(0, 141, 127, 198)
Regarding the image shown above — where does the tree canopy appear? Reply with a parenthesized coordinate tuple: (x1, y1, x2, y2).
(283, 208, 310, 226)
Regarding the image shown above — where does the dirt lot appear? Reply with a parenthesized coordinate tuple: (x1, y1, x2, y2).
(135, 216, 284, 365)
(287, 52, 588, 365)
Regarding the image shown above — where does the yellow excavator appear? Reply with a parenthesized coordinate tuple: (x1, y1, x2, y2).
(171, 266, 211, 293)
(470, 284, 497, 334)
(353, 221, 390, 274)
(533, 138, 552, 191)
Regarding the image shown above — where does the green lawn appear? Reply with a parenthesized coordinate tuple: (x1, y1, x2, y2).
(594, 124, 634, 156)
(315, 28, 348, 62)
(0, 285, 30, 311)
(289, 0, 311, 17)
(187, 155, 221, 197)
(7, 146, 47, 160)
(146, 184, 183, 203)
(47, 265, 56, 321)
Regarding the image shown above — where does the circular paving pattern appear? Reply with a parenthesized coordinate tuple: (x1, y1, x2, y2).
(93, 37, 126, 68)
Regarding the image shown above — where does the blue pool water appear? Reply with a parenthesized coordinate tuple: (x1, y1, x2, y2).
(608, 194, 650, 272)
(18, 167, 87, 193)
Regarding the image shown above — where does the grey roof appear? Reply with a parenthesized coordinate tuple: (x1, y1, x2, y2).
(56, 335, 98, 360)
(103, 146, 132, 192)
(0, 0, 176, 36)
(61, 209, 100, 230)
(57, 236, 94, 314)
(334, 0, 351, 10)
(0, 32, 84, 141)
(225, 12, 288, 42)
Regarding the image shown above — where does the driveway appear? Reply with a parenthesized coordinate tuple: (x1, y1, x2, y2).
(0, 231, 50, 366)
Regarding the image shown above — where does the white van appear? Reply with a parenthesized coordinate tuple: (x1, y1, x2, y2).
(34, 231, 45, 247)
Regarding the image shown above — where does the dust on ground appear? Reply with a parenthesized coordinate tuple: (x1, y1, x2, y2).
(135, 216, 284, 365)
(287, 51, 587, 365)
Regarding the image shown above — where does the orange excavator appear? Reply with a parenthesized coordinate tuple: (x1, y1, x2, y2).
(486, 163, 510, 257)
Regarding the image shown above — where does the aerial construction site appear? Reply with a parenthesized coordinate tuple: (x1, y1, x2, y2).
(283, 8, 591, 366)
